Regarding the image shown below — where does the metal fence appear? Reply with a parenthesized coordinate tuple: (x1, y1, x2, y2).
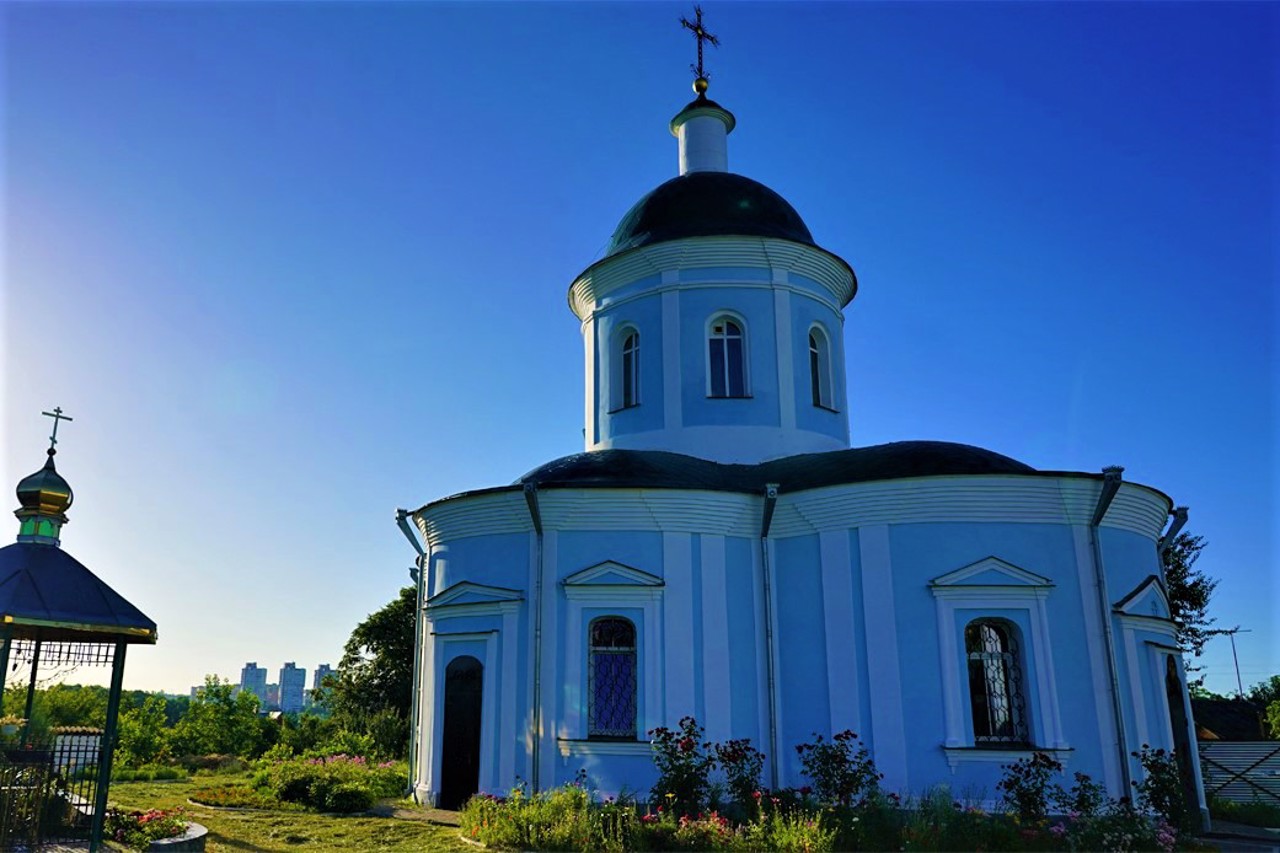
(0, 732, 102, 849)
(1199, 741, 1280, 806)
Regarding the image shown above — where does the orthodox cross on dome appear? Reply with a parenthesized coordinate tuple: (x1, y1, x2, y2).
(41, 406, 73, 453)
(680, 5, 720, 83)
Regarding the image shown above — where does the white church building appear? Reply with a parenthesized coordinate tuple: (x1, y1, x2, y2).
(398, 68, 1206, 817)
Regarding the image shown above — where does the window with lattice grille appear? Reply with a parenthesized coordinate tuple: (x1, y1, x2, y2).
(965, 619, 1029, 746)
(589, 617, 637, 739)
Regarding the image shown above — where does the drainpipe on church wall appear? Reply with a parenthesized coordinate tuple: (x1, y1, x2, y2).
(396, 509, 428, 803)
(523, 484, 545, 792)
(759, 484, 780, 790)
(1089, 468, 1132, 797)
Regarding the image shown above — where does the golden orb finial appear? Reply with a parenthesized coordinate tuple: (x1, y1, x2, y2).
(693, 76, 709, 95)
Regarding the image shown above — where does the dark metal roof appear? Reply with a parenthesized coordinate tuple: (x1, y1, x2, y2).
(0, 543, 157, 643)
(605, 172, 816, 257)
(517, 441, 1036, 493)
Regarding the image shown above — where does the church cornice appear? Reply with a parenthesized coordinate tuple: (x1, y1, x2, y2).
(412, 475, 1172, 546)
(567, 236, 855, 321)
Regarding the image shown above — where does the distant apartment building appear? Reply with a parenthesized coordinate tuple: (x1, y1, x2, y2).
(279, 662, 306, 714)
(239, 661, 268, 706)
(308, 663, 333, 707)
(266, 683, 280, 710)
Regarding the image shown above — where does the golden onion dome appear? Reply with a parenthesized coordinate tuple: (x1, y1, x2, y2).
(16, 452, 73, 518)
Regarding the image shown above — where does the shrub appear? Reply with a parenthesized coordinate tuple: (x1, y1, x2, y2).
(996, 751, 1063, 822)
(253, 754, 402, 813)
(671, 811, 735, 850)
(740, 808, 835, 852)
(1052, 769, 1108, 819)
(649, 717, 715, 817)
(1132, 744, 1191, 832)
(104, 807, 188, 850)
(178, 753, 249, 773)
(713, 738, 764, 810)
(325, 782, 375, 813)
(795, 730, 881, 807)
(1209, 794, 1280, 828)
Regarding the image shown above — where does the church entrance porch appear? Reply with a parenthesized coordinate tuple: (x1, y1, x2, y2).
(439, 656, 483, 810)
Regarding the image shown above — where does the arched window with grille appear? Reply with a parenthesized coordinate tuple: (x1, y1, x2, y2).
(708, 315, 747, 398)
(809, 326, 833, 408)
(965, 619, 1029, 745)
(589, 617, 637, 738)
(620, 330, 640, 409)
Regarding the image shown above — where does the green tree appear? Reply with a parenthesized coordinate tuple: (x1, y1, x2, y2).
(1266, 701, 1280, 739)
(170, 676, 263, 757)
(117, 694, 169, 767)
(323, 586, 416, 758)
(1246, 675, 1280, 705)
(1164, 532, 1218, 664)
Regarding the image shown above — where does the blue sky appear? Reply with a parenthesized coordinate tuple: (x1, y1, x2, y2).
(2, 2, 1274, 697)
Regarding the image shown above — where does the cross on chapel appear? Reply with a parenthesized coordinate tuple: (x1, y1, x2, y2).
(41, 406, 73, 452)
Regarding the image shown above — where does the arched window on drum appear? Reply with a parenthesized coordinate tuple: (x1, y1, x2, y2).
(708, 315, 748, 398)
(808, 325, 834, 409)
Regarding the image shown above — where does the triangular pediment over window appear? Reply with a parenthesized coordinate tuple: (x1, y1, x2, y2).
(930, 556, 1053, 589)
(563, 561, 664, 588)
(1113, 575, 1171, 620)
(426, 581, 524, 609)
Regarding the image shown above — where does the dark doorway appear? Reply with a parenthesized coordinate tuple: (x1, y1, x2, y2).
(439, 655, 483, 810)
(1165, 656, 1201, 832)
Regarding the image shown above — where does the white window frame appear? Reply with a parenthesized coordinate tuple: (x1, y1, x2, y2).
(930, 557, 1068, 764)
(808, 324, 834, 409)
(561, 562, 663, 746)
(706, 313, 750, 398)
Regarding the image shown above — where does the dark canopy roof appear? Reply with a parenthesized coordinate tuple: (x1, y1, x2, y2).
(606, 172, 816, 257)
(517, 441, 1036, 494)
(0, 543, 156, 643)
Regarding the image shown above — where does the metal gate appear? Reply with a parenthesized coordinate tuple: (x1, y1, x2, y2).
(1199, 742, 1280, 806)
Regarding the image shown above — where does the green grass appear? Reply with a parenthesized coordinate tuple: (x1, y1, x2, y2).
(106, 772, 468, 852)
(1209, 795, 1280, 829)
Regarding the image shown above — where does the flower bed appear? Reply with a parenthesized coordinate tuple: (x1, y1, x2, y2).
(104, 807, 190, 850)
(188, 784, 296, 811)
(459, 722, 1208, 852)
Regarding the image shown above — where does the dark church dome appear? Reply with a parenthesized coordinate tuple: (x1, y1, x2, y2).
(605, 171, 815, 257)
(518, 441, 1037, 494)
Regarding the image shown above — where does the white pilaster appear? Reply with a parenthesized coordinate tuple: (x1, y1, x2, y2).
(773, 282, 796, 431)
(1072, 524, 1122, 794)
(538, 531, 559, 788)
(663, 533, 695, 721)
(859, 524, 907, 792)
(820, 529, 861, 735)
(500, 610, 518, 789)
(661, 287, 682, 431)
(1124, 626, 1150, 749)
(583, 319, 596, 449)
(701, 535, 731, 743)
